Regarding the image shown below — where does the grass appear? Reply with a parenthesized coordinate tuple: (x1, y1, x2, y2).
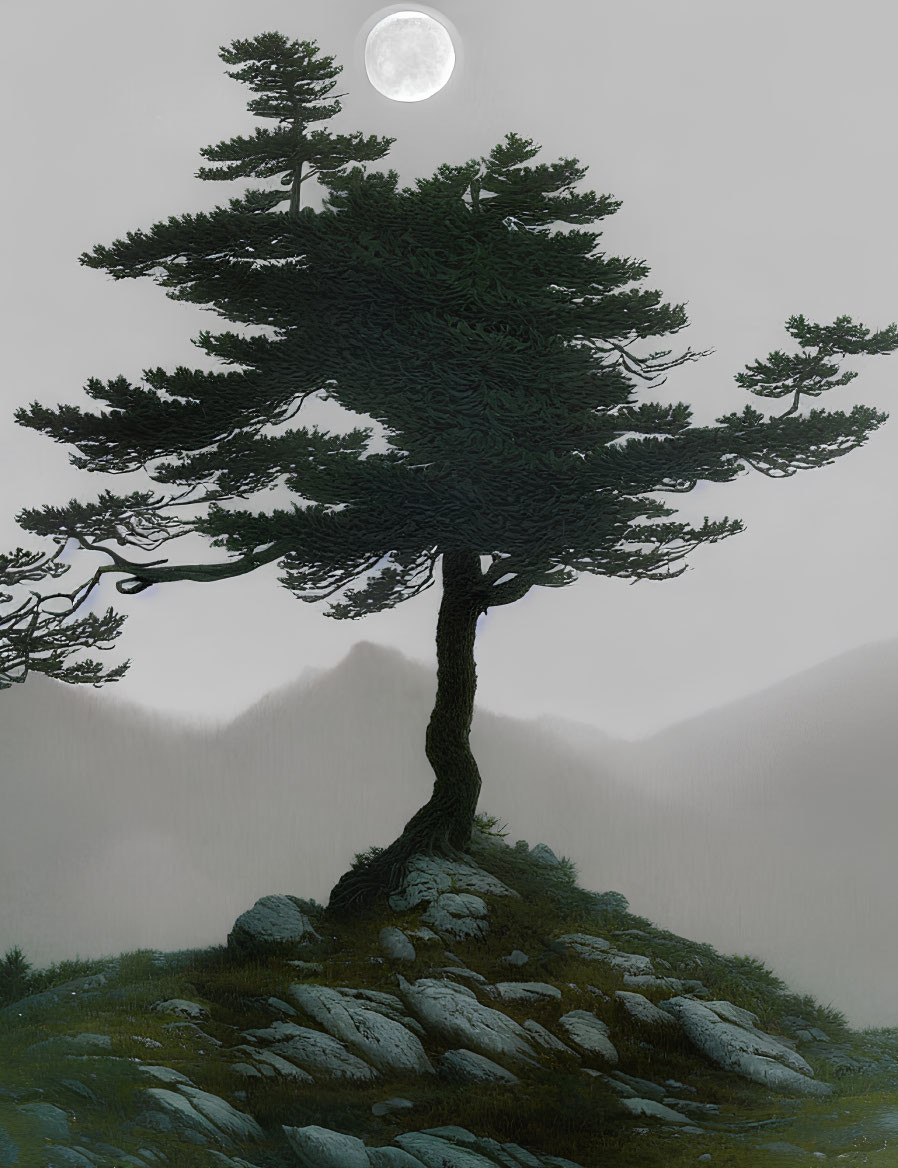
(0, 812, 896, 1166)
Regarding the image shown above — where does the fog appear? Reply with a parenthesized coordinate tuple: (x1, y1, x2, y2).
(2, 638, 896, 1031)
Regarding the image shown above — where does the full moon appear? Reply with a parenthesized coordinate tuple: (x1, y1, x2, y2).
(365, 11, 456, 102)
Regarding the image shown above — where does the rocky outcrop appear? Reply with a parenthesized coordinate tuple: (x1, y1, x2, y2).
(658, 997, 836, 1096)
(1, 836, 886, 1168)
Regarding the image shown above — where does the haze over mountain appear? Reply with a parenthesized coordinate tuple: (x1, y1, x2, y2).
(1, 638, 895, 1030)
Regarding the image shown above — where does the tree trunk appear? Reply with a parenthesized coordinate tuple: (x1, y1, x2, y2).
(326, 549, 488, 919)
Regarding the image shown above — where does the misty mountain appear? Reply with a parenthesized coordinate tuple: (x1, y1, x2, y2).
(1, 637, 896, 1029)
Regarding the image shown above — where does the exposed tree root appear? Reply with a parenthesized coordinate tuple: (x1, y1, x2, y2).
(326, 805, 475, 921)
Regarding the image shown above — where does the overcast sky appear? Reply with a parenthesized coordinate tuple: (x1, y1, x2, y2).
(2, 0, 896, 738)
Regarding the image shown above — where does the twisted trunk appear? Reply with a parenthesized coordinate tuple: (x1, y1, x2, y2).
(326, 549, 488, 919)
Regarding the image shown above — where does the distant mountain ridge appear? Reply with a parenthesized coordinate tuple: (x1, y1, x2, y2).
(2, 637, 897, 1028)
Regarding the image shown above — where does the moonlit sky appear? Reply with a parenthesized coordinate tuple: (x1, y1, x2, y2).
(365, 11, 456, 101)
(1, 0, 896, 739)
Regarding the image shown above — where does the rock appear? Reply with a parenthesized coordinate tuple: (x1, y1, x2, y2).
(593, 1073, 638, 1097)
(556, 1011, 619, 1064)
(521, 1019, 581, 1058)
(175, 1085, 265, 1142)
(554, 932, 612, 955)
(136, 1087, 232, 1144)
(0, 969, 119, 1021)
(25, 1033, 111, 1059)
(388, 855, 521, 913)
(618, 1097, 694, 1124)
(267, 995, 297, 1016)
(159, 1018, 221, 1045)
(5, 835, 885, 1168)
(395, 1129, 516, 1167)
(553, 935, 655, 977)
(42, 1148, 96, 1167)
(14, 1101, 70, 1141)
(395, 976, 540, 1066)
(621, 974, 684, 991)
(421, 892, 491, 942)
(436, 1048, 521, 1085)
(371, 1096, 416, 1117)
(227, 894, 322, 953)
(614, 990, 680, 1029)
(282, 1124, 371, 1168)
(137, 1065, 192, 1085)
(380, 926, 417, 962)
(287, 960, 325, 975)
(287, 984, 436, 1076)
(404, 926, 441, 943)
(659, 997, 835, 1096)
(528, 843, 561, 866)
(149, 998, 209, 1020)
(367, 1149, 430, 1167)
(56, 1079, 99, 1103)
(661, 1098, 720, 1117)
(758, 1140, 815, 1157)
(230, 1046, 315, 1081)
(607, 1071, 667, 1101)
(492, 981, 562, 1002)
(241, 1019, 380, 1082)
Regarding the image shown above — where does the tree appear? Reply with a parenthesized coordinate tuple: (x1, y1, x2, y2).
(0, 542, 129, 689)
(0, 945, 32, 1006)
(10, 30, 897, 920)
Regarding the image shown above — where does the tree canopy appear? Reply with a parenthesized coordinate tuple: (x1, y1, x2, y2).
(4, 29, 896, 914)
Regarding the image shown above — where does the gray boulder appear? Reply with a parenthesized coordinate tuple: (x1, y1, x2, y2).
(241, 1019, 380, 1083)
(15, 1101, 70, 1141)
(135, 1086, 233, 1145)
(379, 926, 417, 962)
(421, 892, 491, 941)
(528, 843, 561, 866)
(282, 1124, 371, 1168)
(555, 933, 655, 976)
(492, 981, 562, 1003)
(618, 1097, 694, 1124)
(658, 997, 835, 1096)
(436, 1048, 521, 1085)
(227, 894, 322, 952)
(395, 975, 540, 1066)
(556, 1011, 619, 1064)
(614, 990, 679, 1030)
(287, 984, 436, 1077)
(388, 855, 521, 912)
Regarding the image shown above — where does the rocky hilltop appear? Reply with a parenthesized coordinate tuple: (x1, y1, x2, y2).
(1, 820, 897, 1168)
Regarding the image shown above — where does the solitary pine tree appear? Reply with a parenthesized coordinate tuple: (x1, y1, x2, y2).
(11, 31, 897, 918)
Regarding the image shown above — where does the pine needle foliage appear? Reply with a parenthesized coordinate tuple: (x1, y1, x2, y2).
(5, 28, 897, 915)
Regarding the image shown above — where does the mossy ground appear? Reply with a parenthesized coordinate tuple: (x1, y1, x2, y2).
(1, 817, 895, 1167)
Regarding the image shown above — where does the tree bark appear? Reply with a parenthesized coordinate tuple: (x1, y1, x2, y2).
(326, 549, 489, 919)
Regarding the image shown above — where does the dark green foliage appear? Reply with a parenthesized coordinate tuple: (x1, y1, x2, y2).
(0, 946, 31, 1005)
(11, 44, 894, 631)
(0, 544, 129, 689)
(3, 28, 897, 921)
(351, 843, 387, 870)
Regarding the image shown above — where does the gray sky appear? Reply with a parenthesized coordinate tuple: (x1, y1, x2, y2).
(2, 0, 897, 738)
